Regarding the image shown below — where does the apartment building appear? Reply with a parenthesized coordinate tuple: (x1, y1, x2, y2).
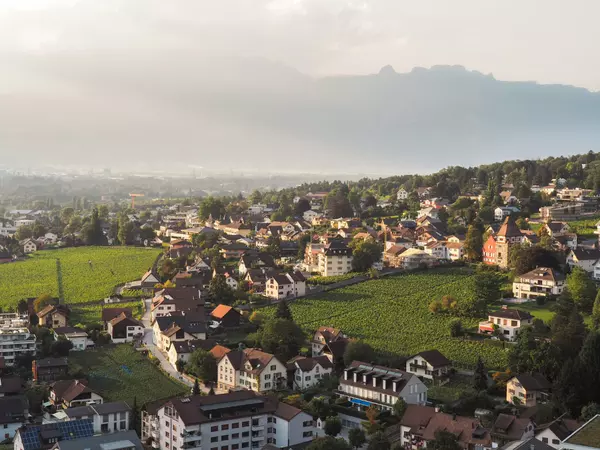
(218, 349, 287, 393)
(63, 401, 131, 435)
(0, 328, 36, 366)
(264, 272, 306, 300)
(148, 391, 315, 450)
(512, 267, 565, 299)
(317, 241, 353, 276)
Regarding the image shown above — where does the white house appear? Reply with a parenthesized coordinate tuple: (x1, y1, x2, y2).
(567, 248, 600, 274)
(265, 272, 306, 300)
(479, 307, 534, 341)
(405, 350, 452, 383)
(106, 314, 144, 344)
(495, 206, 520, 222)
(287, 356, 334, 390)
(317, 241, 353, 276)
(0, 395, 28, 440)
(0, 223, 17, 237)
(43, 232, 59, 244)
(20, 238, 37, 254)
(217, 348, 287, 393)
(303, 210, 321, 222)
(53, 327, 92, 351)
(512, 267, 565, 299)
(63, 401, 131, 435)
(397, 188, 409, 200)
(14, 218, 35, 228)
(535, 417, 583, 449)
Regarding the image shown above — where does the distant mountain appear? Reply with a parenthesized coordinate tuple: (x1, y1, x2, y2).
(2, 58, 600, 174)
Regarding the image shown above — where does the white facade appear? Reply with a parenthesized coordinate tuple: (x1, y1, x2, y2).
(303, 210, 320, 222)
(290, 363, 332, 390)
(65, 404, 131, 434)
(108, 322, 144, 344)
(57, 332, 90, 351)
(265, 275, 306, 300)
(479, 312, 533, 341)
(397, 189, 409, 200)
(405, 356, 450, 382)
(566, 252, 598, 273)
(22, 239, 37, 253)
(15, 218, 36, 228)
(317, 253, 353, 277)
(512, 272, 565, 299)
(537, 428, 566, 449)
(218, 353, 287, 393)
(0, 223, 17, 237)
(0, 328, 36, 366)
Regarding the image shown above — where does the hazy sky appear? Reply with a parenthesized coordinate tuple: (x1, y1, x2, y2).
(2, 0, 599, 89)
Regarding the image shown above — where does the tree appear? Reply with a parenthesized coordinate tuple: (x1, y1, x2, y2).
(33, 293, 54, 313)
(176, 359, 186, 373)
(130, 396, 141, 435)
(249, 311, 265, 326)
(266, 235, 282, 258)
(17, 299, 28, 314)
(50, 338, 73, 357)
(188, 349, 217, 383)
(474, 269, 503, 303)
(326, 190, 353, 218)
(199, 197, 225, 220)
(428, 430, 462, 450)
(594, 290, 600, 327)
(348, 428, 367, 449)
(473, 357, 488, 391)
(15, 225, 33, 241)
(192, 379, 201, 395)
(307, 437, 351, 450)
(250, 190, 263, 205)
(449, 318, 463, 337)
(464, 224, 483, 260)
(367, 432, 390, 450)
(84, 208, 107, 245)
(260, 318, 305, 362)
(307, 397, 331, 420)
(567, 267, 597, 313)
(324, 416, 342, 437)
(576, 331, 600, 407)
(209, 274, 235, 305)
(550, 295, 587, 359)
(581, 403, 600, 421)
(509, 245, 560, 275)
(393, 398, 407, 417)
(350, 240, 382, 272)
(343, 341, 375, 366)
(274, 300, 293, 321)
(508, 327, 537, 374)
(295, 198, 311, 215)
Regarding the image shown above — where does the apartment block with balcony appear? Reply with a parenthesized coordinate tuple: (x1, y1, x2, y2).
(148, 391, 315, 450)
(317, 241, 353, 276)
(0, 327, 36, 366)
(512, 267, 565, 299)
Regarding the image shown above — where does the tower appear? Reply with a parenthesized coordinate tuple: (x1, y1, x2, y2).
(495, 216, 523, 268)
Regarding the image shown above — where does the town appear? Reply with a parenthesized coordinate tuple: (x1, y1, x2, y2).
(0, 153, 599, 450)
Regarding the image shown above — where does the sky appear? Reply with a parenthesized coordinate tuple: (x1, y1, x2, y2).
(1, 0, 599, 173)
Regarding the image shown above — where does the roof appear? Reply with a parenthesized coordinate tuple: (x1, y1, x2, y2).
(489, 308, 533, 321)
(109, 312, 143, 328)
(546, 221, 568, 233)
(51, 430, 143, 450)
(497, 216, 523, 238)
(16, 419, 94, 450)
(537, 417, 582, 441)
(274, 401, 303, 421)
(287, 355, 334, 372)
(154, 314, 206, 335)
(223, 348, 276, 374)
(0, 376, 23, 395)
(240, 252, 275, 268)
(101, 308, 132, 322)
(570, 248, 600, 262)
(505, 438, 555, 450)
(210, 344, 231, 360)
(0, 395, 28, 425)
(65, 401, 131, 418)
(562, 415, 600, 448)
(518, 267, 564, 283)
(511, 373, 551, 391)
(37, 304, 68, 318)
(50, 379, 97, 403)
(170, 339, 216, 355)
(410, 350, 451, 368)
(35, 357, 68, 368)
(323, 339, 349, 359)
(492, 414, 532, 440)
(53, 327, 88, 337)
(323, 240, 352, 256)
(211, 304, 239, 320)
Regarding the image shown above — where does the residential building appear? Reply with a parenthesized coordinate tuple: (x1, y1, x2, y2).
(21, 238, 37, 254)
(167, 339, 216, 368)
(490, 413, 535, 447)
(151, 287, 203, 322)
(395, 404, 491, 450)
(217, 348, 287, 392)
(384, 245, 407, 268)
(479, 308, 534, 341)
(397, 248, 438, 269)
(483, 235, 497, 266)
(287, 356, 333, 391)
(0, 395, 28, 440)
(63, 401, 131, 434)
(265, 272, 306, 300)
(49, 430, 143, 450)
(150, 391, 316, 450)
(238, 252, 276, 276)
(0, 376, 23, 397)
(32, 357, 69, 383)
(504, 438, 556, 450)
(512, 267, 565, 299)
(540, 203, 584, 221)
(506, 373, 551, 407)
(405, 350, 451, 383)
(52, 327, 91, 351)
(543, 221, 571, 237)
(49, 379, 104, 408)
(140, 269, 160, 289)
(495, 206, 520, 221)
(397, 188, 409, 200)
(37, 305, 69, 329)
(311, 327, 347, 358)
(536, 417, 583, 449)
(152, 313, 207, 352)
(210, 305, 242, 328)
(559, 414, 600, 450)
(0, 327, 36, 366)
(101, 308, 133, 330)
(495, 216, 524, 269)
(338, 361, 428, 411)
(303, 209, 321, 221)
(0, 312, 28, 329)
(106, 313, 144, 344)
(446, 236, 465, 261)
(317, 241, 353, 276)
(13, 419, 94, 450)
(567, 248, 600, 274)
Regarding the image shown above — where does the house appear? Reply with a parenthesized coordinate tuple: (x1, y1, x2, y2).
(558, 415, 600, 450)
(491, 413, 535, 446)
(217, 348, 287, 392)
(244, 267, 278, 293)
(101, 307, 132, 329)
(0, 328, 36, 366)
(49, 379, 104, 408)
(397, 188, 409, 200)
(554, 234, 578, 251)
(446, 235, 465, 261)
(52, 327, 90, 351)
(149, 391, 316, 450)
(224, 272, 239, 290)
(543, 221, 571, 237)
(140, 268, 160, 288)
(483, 235, 497, 266)
(495, 206, 520, 221)
(152, 313, 207, 352)
(339, 361, 428, 411)
(37, 304, 69, 329)
(48, 430, 143, 450)
(384, 245, 407, 267)
(567, 248, 600, 274)
(20, 238, 37, 254)
(106, 313, 144, 343)
(506, 373, 551, 406)
(220, 243, 250, 260)
(265, 272, 307, 300)
(405, 350, 452, 383)
(0, 376, 23, 397)
(512, 267, 565, 299)
(311, 326, 347, 358)
(210, 344, 231, 361)
(0, 312, 28, 328)
(151, 287, 203, 322)
(397, 248, 438, 269)
(0, 395, 28, 440)
(13, 418, 94, 450)
(395, 404, 491, 450)
(166, 339, 216, 368)
(303, 209, 321, 222)
(500, 190, 519, 204)
(287, 356, 333, 391)
(210, 304, 241, 328)
(479, 307, 533, 341)
(317, 241, 353, 276)
(540, 203, 584, 221)
(63, 401, 131, 434)
(32, 357, 69, 383)
(504, 438, 556, 450)
(536, 417, 583, 449)
(43, 232, 59, 244)
(238, 251, 276, 276)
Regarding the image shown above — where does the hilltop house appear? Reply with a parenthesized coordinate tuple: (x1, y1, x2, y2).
(512, 267, 565, 299)
(479, 308, 533, 341)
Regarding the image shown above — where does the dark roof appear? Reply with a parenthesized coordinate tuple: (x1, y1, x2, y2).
(274, 401, 303, 421)
(90, 401, 131, 415)
(154, 287, 201, 301)
(170, 339, 216, 355)
(16, 419, 94, 450)
(223, 348, 276, 374)
(571, 248, 600, 261)
(50, 379, 96, 403)
(537, 417, 583, 441)
(109, 313, 143, 328)
(53, 326, 87, 336)
(489, 308, 533, 321)
(323, 240, 352, 256)
(0, 376, 23, 395)
(287, 356, 333, 372)
(101, 308, 132, 322)
(155, 314, 207, 335)
(240, 252, 276, 268)
(0, 395, 28, 425)
(512, 373, 551, 391)
(518, 267, 564, 283)
(323, 339, 349, 359)
(492, 414, 532, 440)
(497, 216, 523, 238)
(511, 438, 556, 450)
(411, 350, 451, 368)
(51, 430, 143, 450)
(35, 357, 68, 368)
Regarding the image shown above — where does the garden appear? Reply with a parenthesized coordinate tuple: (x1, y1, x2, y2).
(69, 344, 188, 406)
(69, 300, 145, 326)
(0, 247, 160, 309)
(264, 267, 509, 369)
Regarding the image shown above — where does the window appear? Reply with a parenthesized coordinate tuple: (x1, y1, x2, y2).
(242, 443, 249, 449)
(222, 435, 229, 441)
(270, 365, 276, 370)
(264, 374, 271, 380)
(232, 446, 239, 450)
(120, 421, 126, 430)
(232, 433, 239, 439)
(232, 423, 239, 429)
(166, 432, 170, 438)
(303, 431, 313, 438)
(242, 421, 250, 427)
(542, 438, 548, 444)
(511, 320, 518, 326)
(552, 440, 560, 445)
(211, 437, 219, 443)
(221, 446, 229, 450)
(211, 426, 219, 432)
(252, 419, 259, 426)
(222, 424, 229, 430)
(264, 382, 271, 389)
(303, 421, 313, 427)
(242, 432, 250, 438)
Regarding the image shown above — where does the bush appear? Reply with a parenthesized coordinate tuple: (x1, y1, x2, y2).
(449, 319, 463, 337)
(535, 296, 547, 306)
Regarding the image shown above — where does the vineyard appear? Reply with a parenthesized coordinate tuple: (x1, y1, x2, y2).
(69, 345, 187, 406)
(0, 247, 160, 309)
(70, 300, 145, 326)
(265, 268, 508, 369)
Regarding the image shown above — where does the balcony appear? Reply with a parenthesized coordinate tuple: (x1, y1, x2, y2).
(251, 435, 265, 442)
(251, 425, 264, 432)
(151, 430, 159, 439)
(182, 443, 202, 450)
(409, 363, 428, 371)
(151, 440, 160, 449)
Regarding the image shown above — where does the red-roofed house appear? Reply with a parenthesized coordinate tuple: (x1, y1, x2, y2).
(210, 305, 241, 328)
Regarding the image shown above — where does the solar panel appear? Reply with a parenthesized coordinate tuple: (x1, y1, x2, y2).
(20, 418, 94, 450)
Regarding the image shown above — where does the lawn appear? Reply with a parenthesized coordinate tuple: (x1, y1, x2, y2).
(427, 375, 474, 403)
(0, 247, 160, 309)
(564, 216, 600, 240)
(496, 300, 593, 327)
(70, 300, 145, 326)
(264, 268, 509, 369)
(69, 345, 187, 407)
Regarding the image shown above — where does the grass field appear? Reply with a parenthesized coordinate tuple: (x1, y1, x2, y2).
(497, 300, 593, 326)
(427, 375, 474, 403)
(69, 345, 187, 406)
(0, 247, 160, 309)
(265, 268, 509, 369)
(565, 216, 600, 239)
(70, 300, 145, 326)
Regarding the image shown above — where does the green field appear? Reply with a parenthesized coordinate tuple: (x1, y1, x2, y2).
(69, 345, 187, 406)
(565, 216, 600, 239)
(265, 268, 509, 369)
(0, 247, 160, 309)
(70, 300, 145, 326)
